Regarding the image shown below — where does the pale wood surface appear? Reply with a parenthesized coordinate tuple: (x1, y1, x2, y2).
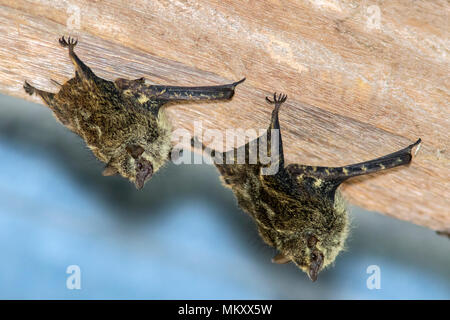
(0, 0, 448, 231)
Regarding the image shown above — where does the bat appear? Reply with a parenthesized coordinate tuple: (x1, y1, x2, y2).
(23, 36, 245, 189)
(193, 93, 421, 281)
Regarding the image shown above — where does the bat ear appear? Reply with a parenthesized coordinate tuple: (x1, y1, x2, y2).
(126, 144, 145, 159)
(102, 164, 118, 176)
(271, 253, 291, 264)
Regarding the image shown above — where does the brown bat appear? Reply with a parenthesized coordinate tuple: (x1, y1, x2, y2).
(24, 36, 245, 189)
(194, 93, 421, 281)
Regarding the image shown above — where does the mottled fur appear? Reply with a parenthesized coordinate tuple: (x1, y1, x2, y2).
(24, 37, 244, 188)
(196, 93, 421, 281)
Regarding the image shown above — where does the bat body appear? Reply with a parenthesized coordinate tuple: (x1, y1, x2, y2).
(195, 93, 421, 281)
(24, 36, 244, 189)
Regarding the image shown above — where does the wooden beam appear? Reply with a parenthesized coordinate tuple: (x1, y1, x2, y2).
(0, 0, 448, 231)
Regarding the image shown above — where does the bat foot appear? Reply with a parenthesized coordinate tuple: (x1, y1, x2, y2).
(23, 81, 35, 95)
(266, 92, 287, 105)
(266, 92, 287, 114)
(59, 36, 78, 49)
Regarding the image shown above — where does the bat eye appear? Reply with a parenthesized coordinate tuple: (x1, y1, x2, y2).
(307, 234, 318, 249)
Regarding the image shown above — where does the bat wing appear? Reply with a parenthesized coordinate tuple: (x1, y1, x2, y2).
(115, 77, 245, 115)
(286, 139, 421, 200)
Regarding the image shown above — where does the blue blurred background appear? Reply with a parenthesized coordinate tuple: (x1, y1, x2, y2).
(0, 93, 448, 299)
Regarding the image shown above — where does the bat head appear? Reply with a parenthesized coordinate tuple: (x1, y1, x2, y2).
(102, 144, 154, 189)
(268, 193, 349, 281)
(126, 144, 154, 189)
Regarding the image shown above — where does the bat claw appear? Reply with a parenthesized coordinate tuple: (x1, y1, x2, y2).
(232, 77, 246, 87)
(266, 92, 287, 105)
(59, 36, 78, 49)
(411, 138, 422, 156)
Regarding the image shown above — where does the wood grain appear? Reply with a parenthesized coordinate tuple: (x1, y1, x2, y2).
(0, 0, 448, 231)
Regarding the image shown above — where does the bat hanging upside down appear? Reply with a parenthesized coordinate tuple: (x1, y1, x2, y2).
(24, 36, 245, 189)
(193, 93, 421, 281)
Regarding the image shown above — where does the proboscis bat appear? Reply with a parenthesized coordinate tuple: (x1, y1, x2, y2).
(23, 36, 245, 189)
(194, 93, 421, 281)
